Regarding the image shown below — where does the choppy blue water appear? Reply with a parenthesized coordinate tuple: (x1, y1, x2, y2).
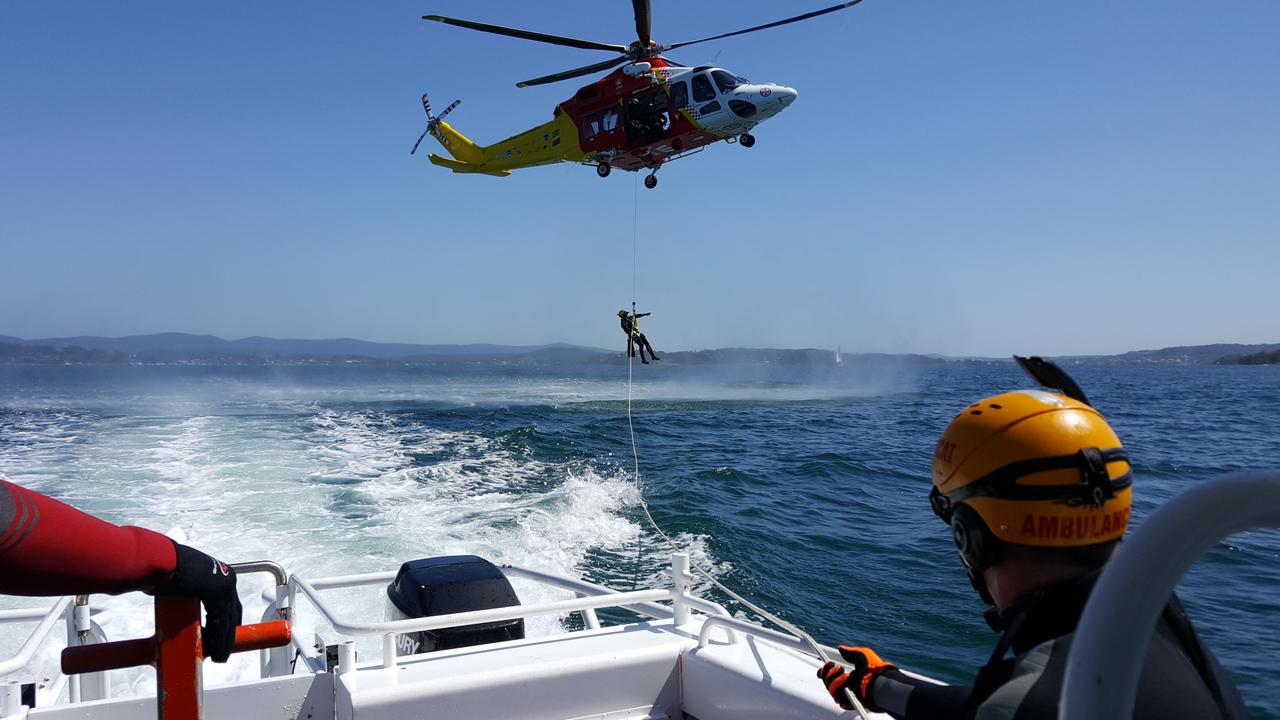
(1, 361, 1277, 715)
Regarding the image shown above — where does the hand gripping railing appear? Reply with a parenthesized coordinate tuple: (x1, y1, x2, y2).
(1062, 471, 1280, 719)
(60, 596, 291, 720)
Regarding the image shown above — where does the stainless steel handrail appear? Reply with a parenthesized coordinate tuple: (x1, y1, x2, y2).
(279, 555, 709, 670)
(230, 560, 288, 588)
(0, 608, 55, 623)
(501, 565, 732, 621)
(291, 576, 672, 637)
(0, 597, 73, 678)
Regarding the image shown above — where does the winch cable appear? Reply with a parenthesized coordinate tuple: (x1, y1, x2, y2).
(628, 174, 646, 592)
(621, 177, 868, 719)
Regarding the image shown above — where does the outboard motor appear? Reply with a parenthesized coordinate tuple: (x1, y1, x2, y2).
(386, 555, 524, 657)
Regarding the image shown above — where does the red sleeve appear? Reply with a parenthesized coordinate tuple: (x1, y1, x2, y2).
(0, 480, 177, 596)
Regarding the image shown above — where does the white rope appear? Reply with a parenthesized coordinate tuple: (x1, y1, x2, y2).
(621, 175, 868, 718)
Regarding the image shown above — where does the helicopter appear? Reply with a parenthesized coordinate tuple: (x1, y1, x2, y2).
(411, 0, 865, 188)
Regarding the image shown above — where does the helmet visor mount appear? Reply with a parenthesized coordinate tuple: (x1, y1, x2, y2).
(930, 446, 1131, 528)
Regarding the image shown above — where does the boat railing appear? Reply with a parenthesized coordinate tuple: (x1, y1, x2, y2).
(272, 553, 734, 674)
(1062, 471, 1280, 719)
(1, 596, 73, 714)
(59, 596, 292, 720)
(0, 594, 113, 710)
(0, 597, 72, 682)
(0, 561, 291, 713)
(1, 553, 740, 711)
(696, 615, 804, 653)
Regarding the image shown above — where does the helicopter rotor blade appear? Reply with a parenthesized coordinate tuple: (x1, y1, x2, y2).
(665, 0, 865, 52)
(422, 15, 627, 53)
(410, 127, 431, 156)
(632, 0, 652, 47)
(437, 99, 461, 121)
(516, 55, 630, 88)
(412, 95, 461, 155)
(411, 93, 433, 156)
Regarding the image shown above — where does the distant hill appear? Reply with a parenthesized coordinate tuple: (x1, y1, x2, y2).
(0, 341, 128, 364)
(1, 333, 1277, 366)
(1097, 343, 1280, 365)
(1216, 349, 1280, 366)
(5, 333, 610, 362)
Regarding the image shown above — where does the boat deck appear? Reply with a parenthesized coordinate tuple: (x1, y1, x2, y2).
(3, 554, 901, 720)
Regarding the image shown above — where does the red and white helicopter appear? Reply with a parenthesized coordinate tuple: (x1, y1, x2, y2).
(412, 1, 864, 188)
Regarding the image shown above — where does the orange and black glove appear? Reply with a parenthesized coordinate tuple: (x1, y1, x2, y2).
(817, 645, 896, 711)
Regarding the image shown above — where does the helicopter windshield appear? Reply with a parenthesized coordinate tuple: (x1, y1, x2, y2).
(711, 70, 741, 94)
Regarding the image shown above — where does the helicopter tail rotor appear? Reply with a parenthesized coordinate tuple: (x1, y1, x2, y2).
(411, 93, 461, 156)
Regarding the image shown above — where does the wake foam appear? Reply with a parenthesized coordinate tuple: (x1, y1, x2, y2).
(0, 404, 719, 699)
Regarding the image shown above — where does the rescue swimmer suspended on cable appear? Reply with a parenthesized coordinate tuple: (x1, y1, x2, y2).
(410, 0, 867, 188)
(619, 309, 660, 364)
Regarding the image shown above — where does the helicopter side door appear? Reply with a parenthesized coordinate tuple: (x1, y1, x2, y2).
(622, 88, 671, 146)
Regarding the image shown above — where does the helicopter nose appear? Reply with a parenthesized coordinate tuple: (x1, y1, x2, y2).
(776, 86, 798, 107)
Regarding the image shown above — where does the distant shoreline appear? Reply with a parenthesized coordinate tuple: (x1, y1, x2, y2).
(3, 334, 1279, 367)
(1216, 349, 1280, 366)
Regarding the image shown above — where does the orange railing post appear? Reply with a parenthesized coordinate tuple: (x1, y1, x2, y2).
(155, 596, 202, 719)
(61, 598, 291, 720)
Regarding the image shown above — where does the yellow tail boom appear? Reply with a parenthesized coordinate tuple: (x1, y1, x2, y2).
(425, 114, 585, 176)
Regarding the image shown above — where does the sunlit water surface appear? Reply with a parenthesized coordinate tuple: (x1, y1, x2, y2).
(1, 361, 1277, 716)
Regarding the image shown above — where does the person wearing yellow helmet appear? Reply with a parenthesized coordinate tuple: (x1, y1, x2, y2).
(617, 309, 660, 364)
(818, 357, 1245, 719)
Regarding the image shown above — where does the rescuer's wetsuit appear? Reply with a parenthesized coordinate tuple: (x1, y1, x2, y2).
(620, 313, 659, 363)
(865, 573, 1247, 719)
(0, 479, 178, 595)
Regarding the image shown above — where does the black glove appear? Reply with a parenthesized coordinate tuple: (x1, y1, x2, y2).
(160, 543, 242, 663)
(817, 645, 896, 711)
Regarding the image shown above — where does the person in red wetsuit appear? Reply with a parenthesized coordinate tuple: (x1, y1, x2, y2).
(0, 479, 242, 662)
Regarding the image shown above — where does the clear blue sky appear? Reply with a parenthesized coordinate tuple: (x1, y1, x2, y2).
(2, 1, 1276, 356)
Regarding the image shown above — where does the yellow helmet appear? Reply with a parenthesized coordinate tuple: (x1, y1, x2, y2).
(930, 389, 1133, 572)
(618, 310, 628, 317)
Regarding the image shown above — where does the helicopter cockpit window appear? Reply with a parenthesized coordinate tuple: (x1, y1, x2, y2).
(670, 80, 688, 109)
(712, 70, 740, 94)
(692, 73, 715, 103)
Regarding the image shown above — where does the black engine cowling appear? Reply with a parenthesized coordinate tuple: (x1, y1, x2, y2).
(386, 555, 524, 656)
